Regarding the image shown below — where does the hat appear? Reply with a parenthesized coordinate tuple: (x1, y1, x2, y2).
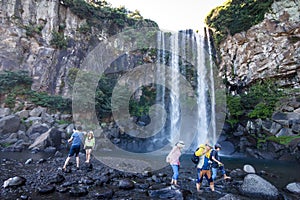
(176, 141, 185, 148)
(205, 143, 213, 148)
(215, 143, 222, 149)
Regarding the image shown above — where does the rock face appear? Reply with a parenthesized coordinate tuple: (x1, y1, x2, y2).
(220, 0, 300, 89)
(0, 0, 90, 96)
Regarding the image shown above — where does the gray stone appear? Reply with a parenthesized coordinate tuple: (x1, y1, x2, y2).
(292, 123, 300, 133)
(29, 106, 46, 117)
(282, 105, 294, 112)
(0, 108, 11, 118)
(28, 128, 62, 150)
(269, 122, 282, 135)
(24, 117, 42, 126)
(3, 176, 26, 188)
(15, 110, 29, 119)
(288, 101, 300, 109)
(118, 179, 135, 190)
(272, 112, 288, 121)
(41, 112, 54, 124)
(276, 127, 294, 137)
(0, 115, 20, 134)
(286, 182, 300, 194)
(26, 123, 49, 136)
(218, 194, 248, 200)
(240, 174, 279, 199)
(243, 164, 256, 173)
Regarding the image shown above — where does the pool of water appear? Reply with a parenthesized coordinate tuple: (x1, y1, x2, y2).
(180, 154, 300, 189)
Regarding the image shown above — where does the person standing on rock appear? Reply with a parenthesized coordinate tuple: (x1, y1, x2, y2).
(84, 131, 95, 163)
(62, 126, 85, 171)
(197, 146, 215, 192)
(166, 141, 185, 187)
(195, 143, 212, 192)
(211, 143, 231, 181)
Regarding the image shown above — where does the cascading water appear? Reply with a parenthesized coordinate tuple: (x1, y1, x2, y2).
(163, 28, 218, 150)
(194, 30, 209, 146)
(169, 33, 181, 146)
(206, 28, 217, 144)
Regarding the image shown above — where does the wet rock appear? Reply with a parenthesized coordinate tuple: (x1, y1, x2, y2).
(229, 169, 247, 178)
(93, 187, 114, 199)
(118, 179, 135, 190)
(56, 186, 69, 193)
(20, 195, 29, 200)
(37, 158, 46, 164)
(95, 175, 109, 186)
(54, 151, 63, 157)
(286, 182, 300, 194)
(218, 193, 249, 200)
(48, 173, 65, 184)
(38, 185, 55, 194)
(25, 158, 33, 165)
(243, 164, 256, 173)
(240, 174, 279, 199)
(69, 186, 88, 197)
(3, 176, 26, 188)
(148, 187, 183, 199)
(80, 176, 94, 185)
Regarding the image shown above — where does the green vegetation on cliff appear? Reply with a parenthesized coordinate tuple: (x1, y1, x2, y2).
(226, 80, 283, 127)
(61, 0, 158, 35)
(0, 71, 71, 113)
(205, 0, 274, 45)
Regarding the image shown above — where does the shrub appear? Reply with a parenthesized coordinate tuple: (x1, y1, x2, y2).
(205, 0, 274, 45)
(50, 31, 68, 49)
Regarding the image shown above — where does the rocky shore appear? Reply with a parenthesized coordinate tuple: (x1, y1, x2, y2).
(1, 151, 300, 200)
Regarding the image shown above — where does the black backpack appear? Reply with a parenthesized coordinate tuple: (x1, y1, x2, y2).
(191, 147, 200, 164)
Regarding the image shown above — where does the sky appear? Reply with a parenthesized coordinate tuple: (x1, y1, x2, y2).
(107, 0, 228, 32)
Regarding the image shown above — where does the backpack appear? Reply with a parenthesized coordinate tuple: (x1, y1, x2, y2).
(191, 144, 207, 164)
(191, 147, 200, 164)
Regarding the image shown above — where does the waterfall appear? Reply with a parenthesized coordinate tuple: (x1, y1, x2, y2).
(155, 31, 166, 138)
(206, 28, 217, 144)
(153, 28, 219, 150)
(169, 33, 181, 145)
(194, 30, 209, 146)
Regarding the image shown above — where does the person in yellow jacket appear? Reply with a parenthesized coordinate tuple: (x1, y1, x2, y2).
(84, 131, 95, 163)
(195, 143, 213, 192)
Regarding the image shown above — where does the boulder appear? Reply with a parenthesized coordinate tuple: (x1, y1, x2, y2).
(148, 187, 183, 199)
(3, 176, 26, 188)
(29, 106, 46, 117)
(240, 174, 279, 199)
(0, 115, 20, 134)
(118, 179, 135, 190)
(0, 108, 11, 118)
(26, 123, 49, 137)
(28, 128, 62, 150)
(243, 164, 256, 173)
(286, 182, 300, 194)
(15, 110, 29, 119)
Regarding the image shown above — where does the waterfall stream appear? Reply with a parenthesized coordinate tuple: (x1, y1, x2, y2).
(154, 28, 219, 150)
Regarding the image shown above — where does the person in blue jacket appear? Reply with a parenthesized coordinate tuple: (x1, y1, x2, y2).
(62, 126, 85, 171)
